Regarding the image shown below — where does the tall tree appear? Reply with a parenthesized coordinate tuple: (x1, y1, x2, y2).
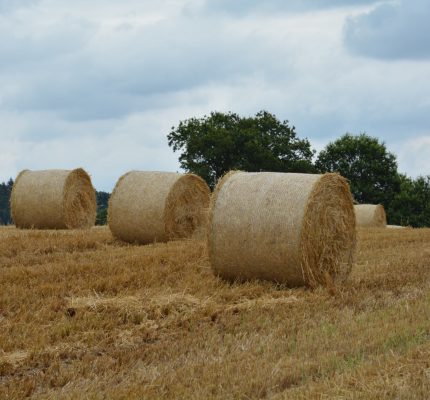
(315, 133, 400, 208)
(168, 111, 315, 187)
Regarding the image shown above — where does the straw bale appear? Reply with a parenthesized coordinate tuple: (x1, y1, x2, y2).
(354, 204, 387, 228)
(108, 171, 210, 244)
(386, 225, 405, 229)
(11, 168, 96, 229)
(208, 171, 356, 287)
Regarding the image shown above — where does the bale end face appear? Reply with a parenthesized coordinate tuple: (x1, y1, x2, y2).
(300, 173, 356, 287)
(164, 174, 211, 241)
(63, 168, 97, 229)
(10, 169, 30, 228)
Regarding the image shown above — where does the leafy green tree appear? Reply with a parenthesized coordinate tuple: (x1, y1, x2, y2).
(315, 133, 400, 208)
(388, 175, 430, 227)
(168, 111, 315, 187)
(96, 191, 110, 210)
(95, 191, 110, 225)
(96, 207, 108, 226)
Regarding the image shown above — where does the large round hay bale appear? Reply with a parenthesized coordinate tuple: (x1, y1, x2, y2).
(108, 171, 210, 244)
(208, 172, 356, 287)
(11, 169, 96, 229)
(354, 204, 387, 227)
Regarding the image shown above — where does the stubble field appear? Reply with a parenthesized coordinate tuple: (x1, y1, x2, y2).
(1, 226, 430, 399)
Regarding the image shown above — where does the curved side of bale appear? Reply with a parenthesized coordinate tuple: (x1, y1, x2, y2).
(108, 171, 210, 244)
(208, 172, 356, 287)
(11, 168, 96, 229)
(354, 204, 387, 227)
(10, 170, 31, 227)
(207, 170, 240, 264)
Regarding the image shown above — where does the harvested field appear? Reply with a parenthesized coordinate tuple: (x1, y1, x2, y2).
(1, 226, 430, 399)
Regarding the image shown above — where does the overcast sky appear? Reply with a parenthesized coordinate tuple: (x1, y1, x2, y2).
(1, 0, 429, 191)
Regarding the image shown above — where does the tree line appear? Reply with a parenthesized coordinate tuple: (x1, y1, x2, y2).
(1, 110, 428, 227)
(0, 179, 13, 225)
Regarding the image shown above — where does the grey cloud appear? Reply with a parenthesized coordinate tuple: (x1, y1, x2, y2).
(344, 0, 430, 59)
(1, 14, 289, 121)
(201, 0, 378, 15)
(0, 16, 95, 70)
(0, 0, 38, 12)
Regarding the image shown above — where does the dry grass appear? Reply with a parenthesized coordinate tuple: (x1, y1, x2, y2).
(1, 226, 430, 399)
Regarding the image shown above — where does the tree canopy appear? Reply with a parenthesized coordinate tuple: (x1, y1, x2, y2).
(315, 133, 401, 208)
(168, 111, 315, 187)
(388, 175, 430, 227)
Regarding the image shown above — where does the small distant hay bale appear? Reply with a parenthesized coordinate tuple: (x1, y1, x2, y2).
(208, 171, 356, 287)
(354, 204, 387, 228)
(387, 225, 405, 229)
(11, 169, 96, 229)
(108, 171, 210, 244)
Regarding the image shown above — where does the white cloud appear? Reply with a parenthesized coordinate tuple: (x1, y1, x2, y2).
(1, 2, 280, 120)
(0, 0, 38, 13)
(202, 0, 378, 15)
(394, 136, 430, 178)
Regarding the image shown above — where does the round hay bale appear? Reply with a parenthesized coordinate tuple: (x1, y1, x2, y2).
(108, 171, 211, 244)
(208, 172, 356, 287)
(354, 204, 387, 227)
(11, 169, 96, 229)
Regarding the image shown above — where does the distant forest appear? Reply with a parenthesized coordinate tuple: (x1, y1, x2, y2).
(0, 179, 110, 225)
(95, 191, 110, 225)
(0, 179, 13, 225)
